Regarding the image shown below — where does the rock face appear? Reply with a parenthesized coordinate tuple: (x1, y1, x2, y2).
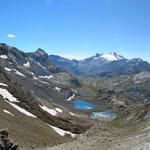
(0, 129, 19, 150)
(0, 45, 93, 148)
(49, 53, 150, 77)
(79, 72, 150, 103)
(0, 43, 79, 87)
(0, 42, 80, 112)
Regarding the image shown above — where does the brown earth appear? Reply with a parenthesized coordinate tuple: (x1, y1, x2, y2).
(0, 97, 75, 150)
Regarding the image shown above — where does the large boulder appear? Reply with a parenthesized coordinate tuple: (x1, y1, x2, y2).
(0, 129, 19, 150)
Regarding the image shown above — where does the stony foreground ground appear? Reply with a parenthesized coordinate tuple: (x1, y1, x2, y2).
(37, 122, 150, 150)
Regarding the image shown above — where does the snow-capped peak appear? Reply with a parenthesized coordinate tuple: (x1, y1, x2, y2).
(94, 52, 124, 61)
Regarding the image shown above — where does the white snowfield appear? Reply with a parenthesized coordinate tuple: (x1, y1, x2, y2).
(4, 67, 12, 72)
(14, 69, 26, 77)
(101, 53, 123, 61)
(93, 53, 124, 61)
(5, 101, 37, 118)
(0, 55, 8, 59)
(0, 87, 37, 118)
(55, 108, 63, 113)
(39, 75, 53, 79)
(67, 94, 75, 101)
(0, 83, 8, 87)
(0, 88, 19, 102)
(48, 124, 76, 138)
(23, 61, 30, 67)
(55, 87, 61, 92)
(3, 109, 14, 116)
(39, 105, 58, 116)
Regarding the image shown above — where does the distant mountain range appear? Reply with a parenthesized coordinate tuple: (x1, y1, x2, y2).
(49, 52, 150, 77)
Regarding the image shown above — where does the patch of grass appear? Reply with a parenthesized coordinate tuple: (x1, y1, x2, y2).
(108, 118, 121, 127)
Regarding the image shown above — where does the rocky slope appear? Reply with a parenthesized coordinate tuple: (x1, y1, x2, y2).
(0, 43, 81, 108)
(0, 129, 19, 150)
(0, 43, 79, 87)
(0, 44, 93, 149)
(38, 101, 150, 150)
(79, 71, 150, 103)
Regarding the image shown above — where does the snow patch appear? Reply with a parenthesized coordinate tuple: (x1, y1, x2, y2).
(48, 124, 76, 138)
(39, 75, 53, 79)
(14, 69, 26, 77)
(39, 80, 50, 85)
(55, 87, 61, 92)
(67, 94, 75, 101)
(39, 105, 58, 116)
(4, 67, 12, 72)
(0, 88, 19, 102)
(0, 83, 8, 87)
(69, 112, 75, 116)
(23, 61, 30, 67)
(28, 71, 34, 75)
(5, 101, 37, 118)
(37, 62, 46, 69)
(0, 55, 8, 59)
(3, 109, 14, 116)
(55, 108, 63, 113)
(33, 77, 38, 80)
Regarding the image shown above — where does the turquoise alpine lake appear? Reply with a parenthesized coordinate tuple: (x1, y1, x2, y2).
(80, 93, 91, 96)
(91, 110, 116, 118)
(72, 100, 95, 110)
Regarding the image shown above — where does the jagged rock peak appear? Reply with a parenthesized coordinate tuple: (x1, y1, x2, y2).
(0, 43, 7, 46)
(36, 48, 47, 55)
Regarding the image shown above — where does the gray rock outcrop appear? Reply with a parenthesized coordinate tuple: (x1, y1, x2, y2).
(0, 129, 19, 150)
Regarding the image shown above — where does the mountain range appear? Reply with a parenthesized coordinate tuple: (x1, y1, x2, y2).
(1, 43, 150, 149)
(49, 52, 150, 77)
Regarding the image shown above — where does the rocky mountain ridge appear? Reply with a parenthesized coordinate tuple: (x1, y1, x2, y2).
(0, 43, 79, 87)
(49, 52, 150, 77)
(0, 43, 93, 149)
(79, 71, 150, 103)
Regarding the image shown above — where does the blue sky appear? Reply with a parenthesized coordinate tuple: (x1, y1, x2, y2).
(0, 0, 150, 61)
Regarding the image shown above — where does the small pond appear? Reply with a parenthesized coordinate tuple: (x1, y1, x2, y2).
(72, 99, 95, 110)
(91, 110, 116, 118)
(80, 93, 91, 96)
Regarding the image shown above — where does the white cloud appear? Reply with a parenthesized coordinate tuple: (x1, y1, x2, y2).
(7, 34, 15, 38)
